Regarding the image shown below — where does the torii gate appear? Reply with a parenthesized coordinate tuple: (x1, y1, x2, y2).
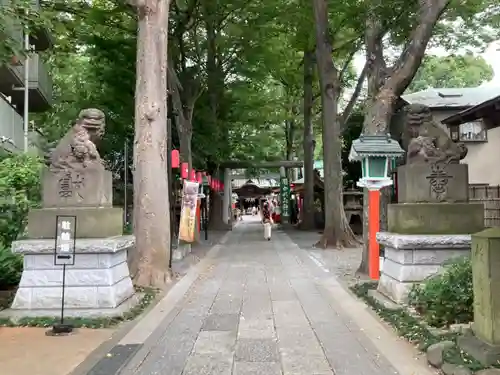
(218, 160, 304, 225)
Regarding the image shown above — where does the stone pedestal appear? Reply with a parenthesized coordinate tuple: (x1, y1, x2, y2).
(376, 162, 484, 303)
(377, 232, 471, 303)
(388, 202, 484, 235)
(27, 207, 123, 239)
(42, 169, 113, 208)
(457, 228, 500, 366)
(7, 236, 137, 318)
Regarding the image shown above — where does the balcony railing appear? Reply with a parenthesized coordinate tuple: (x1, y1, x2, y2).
(28, 53, 52, 106)
(0, 96, 24, 152)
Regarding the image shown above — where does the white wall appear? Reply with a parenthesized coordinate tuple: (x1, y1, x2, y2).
(461, 126, 500, 185)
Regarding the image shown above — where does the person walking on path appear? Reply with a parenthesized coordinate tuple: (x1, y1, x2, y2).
(262, 202, 273, 240)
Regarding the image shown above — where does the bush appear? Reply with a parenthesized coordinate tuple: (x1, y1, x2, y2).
(0, 154, 43, 289)
(0, 245, 23, 289)
(0, 154, 43, 246)
(408, 257, 473, 327)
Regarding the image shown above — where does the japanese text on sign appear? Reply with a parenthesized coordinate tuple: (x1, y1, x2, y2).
(54, 216, 77, 266)
(59, 220, 72, 252)
(280, 178, 291, 217)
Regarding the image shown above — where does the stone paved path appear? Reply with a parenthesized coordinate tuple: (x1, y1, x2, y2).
(123, 216, 403, 375)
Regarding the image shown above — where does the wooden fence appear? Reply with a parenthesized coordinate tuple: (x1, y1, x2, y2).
(469, 184, 500, 228)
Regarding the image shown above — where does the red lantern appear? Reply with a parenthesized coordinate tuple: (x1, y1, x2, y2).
(197, 172, 202, 184)
(181, 163, 188, 179)
(171, 150, 180, 168)
(190, 169, 196, 181)
(213, 179, 218, 190)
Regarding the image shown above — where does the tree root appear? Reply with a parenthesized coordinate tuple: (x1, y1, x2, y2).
(314, 217, 361, 249)
(315, 232, 359, 249)
(134, 265, 174, 290)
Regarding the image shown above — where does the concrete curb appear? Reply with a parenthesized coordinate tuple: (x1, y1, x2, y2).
(283, 232, 436, 375)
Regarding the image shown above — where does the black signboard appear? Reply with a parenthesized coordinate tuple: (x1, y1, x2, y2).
(54, 215, 77, 266)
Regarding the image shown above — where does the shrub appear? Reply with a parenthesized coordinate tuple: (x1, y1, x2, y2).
(0, 154, 43, 289)
(408, 256, 473, 327)
(0, 153, 43, 246)
(0, 245, 23, 289)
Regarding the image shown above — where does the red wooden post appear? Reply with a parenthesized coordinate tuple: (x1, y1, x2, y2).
(368, 189, 380, 280)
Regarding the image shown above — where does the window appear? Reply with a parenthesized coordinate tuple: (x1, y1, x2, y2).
(458, 121, 487, 142)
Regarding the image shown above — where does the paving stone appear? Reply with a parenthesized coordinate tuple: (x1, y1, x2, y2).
(272, 300, 310, 328)
(135, 331, 198, 375)
(279, 349, 332, 375)
(276, 328, 323, 352)
(125, 221, 403, 375)
(233, 361, 283, 375)
(210, 296, 243, 314)
(235, 338, 280, 362)
(193, 331, 236, 356)
(181, 353, 233, 375)
(241, 299, 273, 319)
(202, 313, 239, 331)
(238, 317, 275, 339)
(313, 328, 384, 375)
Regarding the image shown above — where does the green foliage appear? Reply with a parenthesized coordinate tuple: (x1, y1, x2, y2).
(351, 282, 486, 372)
(352, 282, 441, 349)
(0, 0, 46, 64)
(408, 257, 473, 327)
(0, 245, 23, 289)
(0, 154, 42, 289)
(406, 53, 494, 92)
(0, 153, 43, 245)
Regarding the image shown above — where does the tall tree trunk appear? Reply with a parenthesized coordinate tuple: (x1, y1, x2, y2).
(131, 0, 172, 288)
(302, 49, 315, 230)
(312, 0, 354, 248)
(203, 0, 227, 229)
(358, 0, 450, 273)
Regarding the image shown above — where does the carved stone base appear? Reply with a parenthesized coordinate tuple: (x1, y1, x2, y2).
(396, 163, 469, 203)
(27, 207, 123, 239)
(376, 232, 471, 303)
(42, 168, 112, 208)
(9, 236, 137, 316)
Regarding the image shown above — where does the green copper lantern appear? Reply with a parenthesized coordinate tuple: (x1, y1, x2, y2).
(348, 134, 404, 189)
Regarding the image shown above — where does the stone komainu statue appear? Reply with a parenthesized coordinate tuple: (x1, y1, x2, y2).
(405, 104, 468, 165)
(48, 108, 106, 171)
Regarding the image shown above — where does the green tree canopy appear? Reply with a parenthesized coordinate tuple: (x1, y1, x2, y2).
(406, 53, 494, 92)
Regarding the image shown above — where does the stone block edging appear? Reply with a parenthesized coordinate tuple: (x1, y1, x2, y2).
(377, 232, 471, 250)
